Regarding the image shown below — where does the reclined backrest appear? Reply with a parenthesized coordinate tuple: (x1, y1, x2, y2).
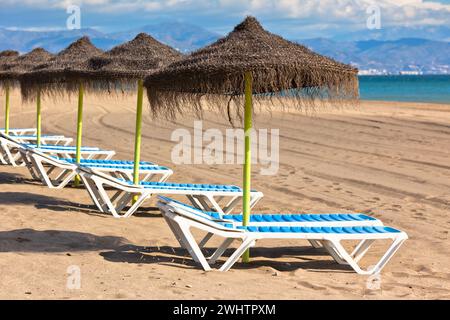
(157, 197, 242, 232)
(25, 146, 76, 167)
(0, 131, 27, 149)
(158, 195, 226, 220)
(77, 165, 144, 189)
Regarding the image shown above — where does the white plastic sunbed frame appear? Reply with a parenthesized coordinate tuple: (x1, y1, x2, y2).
(1, 132, 115, 166)
(14, 135, 73, 146)
(78, 167, 264, 218)
(157, 200, 408, 275)
(157, 196, 385, 250)
(0, 128, 37, 136)
(19, 147, 172, 189)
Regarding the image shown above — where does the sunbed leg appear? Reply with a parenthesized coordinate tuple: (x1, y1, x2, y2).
(160, 171, 172, 182)
(329, 237, 407, 275)
(351, 240, 375, 263)
(162, 215, 190, 251)
(198, 233, 214, 249)
(220, 237, 256, 272)
(178, 223, 212, 271)
(31, 157, 55, 188)
(123, 193, 149, 218)
(308, 240, 323, 248)
(222, 196, 240, 214)
(209, 238, 235, 264)
(95, 180, 121, 217)
(364, 237, 407, 275)
(321, 240, 348, 265)
(206, 195, 225, 216)
(80, 174, 107, 212)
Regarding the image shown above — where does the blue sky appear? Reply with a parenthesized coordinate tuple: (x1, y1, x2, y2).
(1, 0, 449, 38)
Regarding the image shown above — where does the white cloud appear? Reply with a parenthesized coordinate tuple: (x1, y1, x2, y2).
(0, 0, 449, 27)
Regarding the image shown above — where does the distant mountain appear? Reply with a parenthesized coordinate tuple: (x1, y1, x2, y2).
(110, 22, 220, 53)
(0, 22, 449, 74)
(331, 25, 450, 42)
(0, 28, 106, 52)
(300, 38, 450, 74)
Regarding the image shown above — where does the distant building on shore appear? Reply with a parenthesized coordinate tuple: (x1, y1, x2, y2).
(399, 70, 422, 75)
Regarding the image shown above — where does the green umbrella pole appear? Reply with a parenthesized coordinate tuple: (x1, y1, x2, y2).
(132, 79, 144, 203)
(4, 84, 10, 134)
(74, 82, 84, 186)
(36, 89, 42, 147)
(242, 71, 253, 263)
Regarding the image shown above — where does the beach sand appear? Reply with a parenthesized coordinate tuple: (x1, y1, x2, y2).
(0, 89, 449, 299)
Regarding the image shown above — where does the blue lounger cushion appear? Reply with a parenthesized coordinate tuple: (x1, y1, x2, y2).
(63, 158, 155, 165)
(238, 225, 401, 234)
(27, 144, 100, 151)
(84, 164, 169, 170)
(16, 135, 62, 138)
(223, 213, 377, 223)
(141, 182, 244, 192)
(60, 158, 169, 171)
(158, 196, 377, 224)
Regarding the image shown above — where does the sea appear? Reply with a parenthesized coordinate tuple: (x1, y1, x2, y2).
(359, 75, 450, 104)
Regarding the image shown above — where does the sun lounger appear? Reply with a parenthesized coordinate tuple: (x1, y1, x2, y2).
(0, 132, 27, 166)
(157, 198, 408, 275)
(24, 144, 115, 160)
(157, 196, 384, 249)
(14, 135, 73, 146)
(0, 128, 37, 136)
(1, 132, 115, 166)
(78, 167, 264, 218)
(19, 147, 172, 189)
(157, 196, 382, 227)
(158, 196, 383, 248)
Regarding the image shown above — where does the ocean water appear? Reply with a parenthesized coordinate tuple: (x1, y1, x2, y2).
(359, 75, 450, 104)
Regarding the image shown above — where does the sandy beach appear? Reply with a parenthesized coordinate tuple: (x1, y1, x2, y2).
(0, 88, 449, 299)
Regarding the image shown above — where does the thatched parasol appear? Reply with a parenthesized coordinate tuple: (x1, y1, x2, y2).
(20, 37, 103, 179)
(0, 48, 53, 138)
(0, 50, 19, 134)
(145, 16, 359, 118)
(0, 50, 21, 84)
(69, 33, 183, 188)
(20, 37, 103, 101)
(73, 33, 182, 91)
(145, 16, 359, 262)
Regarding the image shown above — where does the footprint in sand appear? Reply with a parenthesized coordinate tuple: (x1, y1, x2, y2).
(296, 281, 327, 291)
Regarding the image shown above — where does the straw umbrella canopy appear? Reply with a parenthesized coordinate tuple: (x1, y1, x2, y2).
(145, 16, 359, 262)
(69, 33, 183, 188)
(73, 33, 182, 90)
(0, 50, 20, 133)
(20, 37, 103, 182)
(0, 48, 54, 138)
(0, 50, 21, 86)
(20, 36, 103, 100)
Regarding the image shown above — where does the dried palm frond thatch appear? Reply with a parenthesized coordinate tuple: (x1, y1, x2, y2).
(0, 50, 20, 89)
(20, 37, 103, 101)
(144, 16, 359, 119)
(0, 48, 53, 89)
(67, 33, 183, 93)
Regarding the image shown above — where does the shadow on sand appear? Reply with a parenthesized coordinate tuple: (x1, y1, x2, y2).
(0, 227, 351, 273)
(0, 171, 38, 185)
(0, 228, 130, 253)
(100, 245, 353, 273)
(0, 190, 161, 217)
